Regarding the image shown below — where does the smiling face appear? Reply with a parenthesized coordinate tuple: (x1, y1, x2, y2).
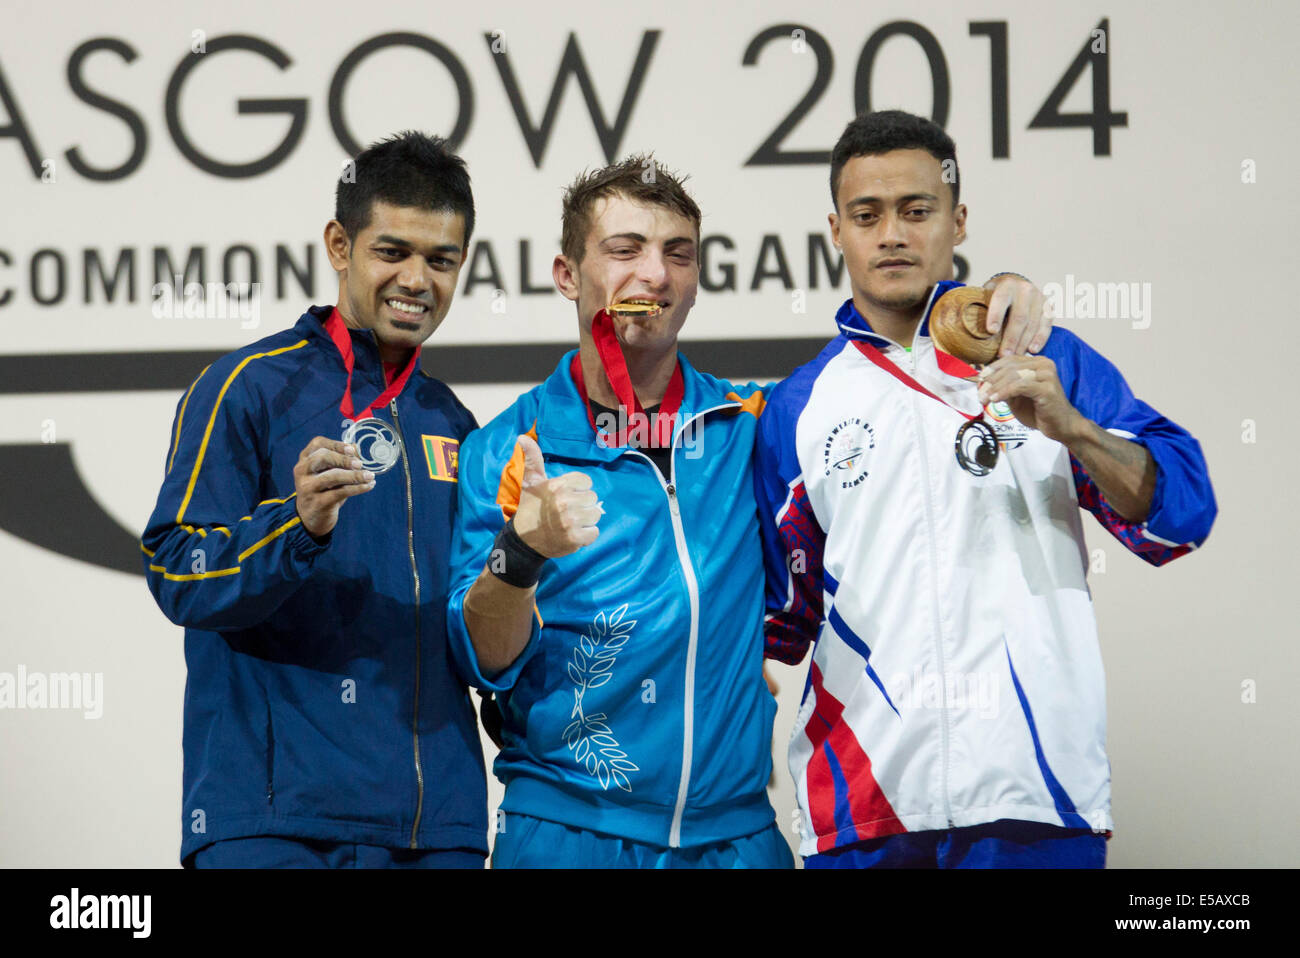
(553, 193, 699, 361)
(830, 148, 967, 324)
(325, 200, 467, 363)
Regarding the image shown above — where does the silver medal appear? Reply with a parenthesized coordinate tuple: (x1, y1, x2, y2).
(342, 417, 404, 474)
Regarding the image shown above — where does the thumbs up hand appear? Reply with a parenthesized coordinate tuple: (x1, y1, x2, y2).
(511, 434, 603, 557)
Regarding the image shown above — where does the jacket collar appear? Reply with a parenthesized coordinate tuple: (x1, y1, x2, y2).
(295, 304, 410, 386)
(533, 349, 740, 462)
(834, 280, 964, 347)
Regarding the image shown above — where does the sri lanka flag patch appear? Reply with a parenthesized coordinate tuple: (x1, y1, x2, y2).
(422, 436, 460, 482)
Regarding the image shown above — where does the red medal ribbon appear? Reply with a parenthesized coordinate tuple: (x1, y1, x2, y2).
(853, 339, 982, 422)
(571, 308, 684, 448)
(325, 307, 420, 422)
(933, 346, 981, 381)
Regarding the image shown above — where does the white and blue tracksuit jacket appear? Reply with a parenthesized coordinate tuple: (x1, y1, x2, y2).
(448, 351, 777, 849)
(755, 283, 1217, 856)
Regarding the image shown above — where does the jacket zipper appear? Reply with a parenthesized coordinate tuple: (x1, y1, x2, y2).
(265, 702, 275, 805)
(389, 400, 425, 848)
(906, 373, 956, 829)
(625, 402, 735, 847)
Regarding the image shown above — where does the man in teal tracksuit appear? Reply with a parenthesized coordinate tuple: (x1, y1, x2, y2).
(447, 156, 791, 867)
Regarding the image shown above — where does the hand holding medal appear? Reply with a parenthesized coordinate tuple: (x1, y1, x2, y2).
(931, 274, 1079, 445)
(930, 286, 1011, 475)
(293, 436, 376, 539)
(976, 354, 1083, 446)
(858, 285, 1007, 476)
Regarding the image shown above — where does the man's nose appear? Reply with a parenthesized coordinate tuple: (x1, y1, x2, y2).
(397, 257, 432, 293)
(878, 210, 907, 248)
(638, 250, 669, 288)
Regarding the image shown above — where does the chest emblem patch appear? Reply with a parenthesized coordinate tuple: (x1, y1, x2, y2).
(822, 418, 876, 489)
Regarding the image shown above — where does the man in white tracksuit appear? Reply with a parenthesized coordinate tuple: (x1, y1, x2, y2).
(755, 110, 1217, 868)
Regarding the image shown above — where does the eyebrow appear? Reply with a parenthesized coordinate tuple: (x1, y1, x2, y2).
(373, 234, 462, 254)
(599, 232, 696, 248)
(845, 192, 940, 208)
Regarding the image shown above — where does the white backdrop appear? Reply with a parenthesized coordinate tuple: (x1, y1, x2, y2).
(1, 0, 1296, 867)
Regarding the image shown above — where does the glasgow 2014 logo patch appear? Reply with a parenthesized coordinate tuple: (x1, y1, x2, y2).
(422, 436, 460, 482)
(985, 401, 1030, 450)
(822, 418, 875, 489)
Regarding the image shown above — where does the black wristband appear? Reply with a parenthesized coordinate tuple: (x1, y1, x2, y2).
(488, 518, 548, 588)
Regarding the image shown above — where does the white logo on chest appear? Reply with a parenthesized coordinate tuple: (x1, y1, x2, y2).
(822, 418, 876, 489)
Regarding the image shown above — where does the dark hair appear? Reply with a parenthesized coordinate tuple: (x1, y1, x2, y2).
(335, 130, 475, 248)
(829, 110, 959, 209)
(560, 154, 701, 263)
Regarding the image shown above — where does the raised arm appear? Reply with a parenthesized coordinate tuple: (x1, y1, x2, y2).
(977, 328, 1216, 563)
(448, 431, 601, 686)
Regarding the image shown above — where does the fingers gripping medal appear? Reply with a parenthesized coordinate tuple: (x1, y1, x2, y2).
(342, 417, 404, 474)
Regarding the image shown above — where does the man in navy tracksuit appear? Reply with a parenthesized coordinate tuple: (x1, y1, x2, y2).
(141, 132, 486, 867)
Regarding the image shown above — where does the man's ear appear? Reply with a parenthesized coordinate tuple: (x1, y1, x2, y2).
(324, 220, 352, 271)
(828, 211, 841, 251)
(953, 203, 968, 247)
(552, 253, 580, 302)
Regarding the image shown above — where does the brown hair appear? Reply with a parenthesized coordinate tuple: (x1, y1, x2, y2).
(560, 154, 702, 263)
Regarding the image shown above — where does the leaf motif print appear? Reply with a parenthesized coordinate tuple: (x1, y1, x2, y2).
(562, 605, 640, 792)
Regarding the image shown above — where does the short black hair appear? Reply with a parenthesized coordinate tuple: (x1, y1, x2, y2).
(335, 130, 475, 249)
(830, 110, 959, 209)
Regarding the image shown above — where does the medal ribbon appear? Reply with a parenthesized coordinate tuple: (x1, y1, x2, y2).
(325, 307, 419, 422)
(854, 339, 1000, 474)
(571, 308, 684, 448)
(852, 339, 983, 421)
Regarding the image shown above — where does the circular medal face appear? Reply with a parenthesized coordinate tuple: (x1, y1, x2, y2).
(954, 419, 999, 476)
(342, 417, 404, 474)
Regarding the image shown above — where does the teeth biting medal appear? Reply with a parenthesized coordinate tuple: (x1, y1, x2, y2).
(608, 299, 663, 318)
